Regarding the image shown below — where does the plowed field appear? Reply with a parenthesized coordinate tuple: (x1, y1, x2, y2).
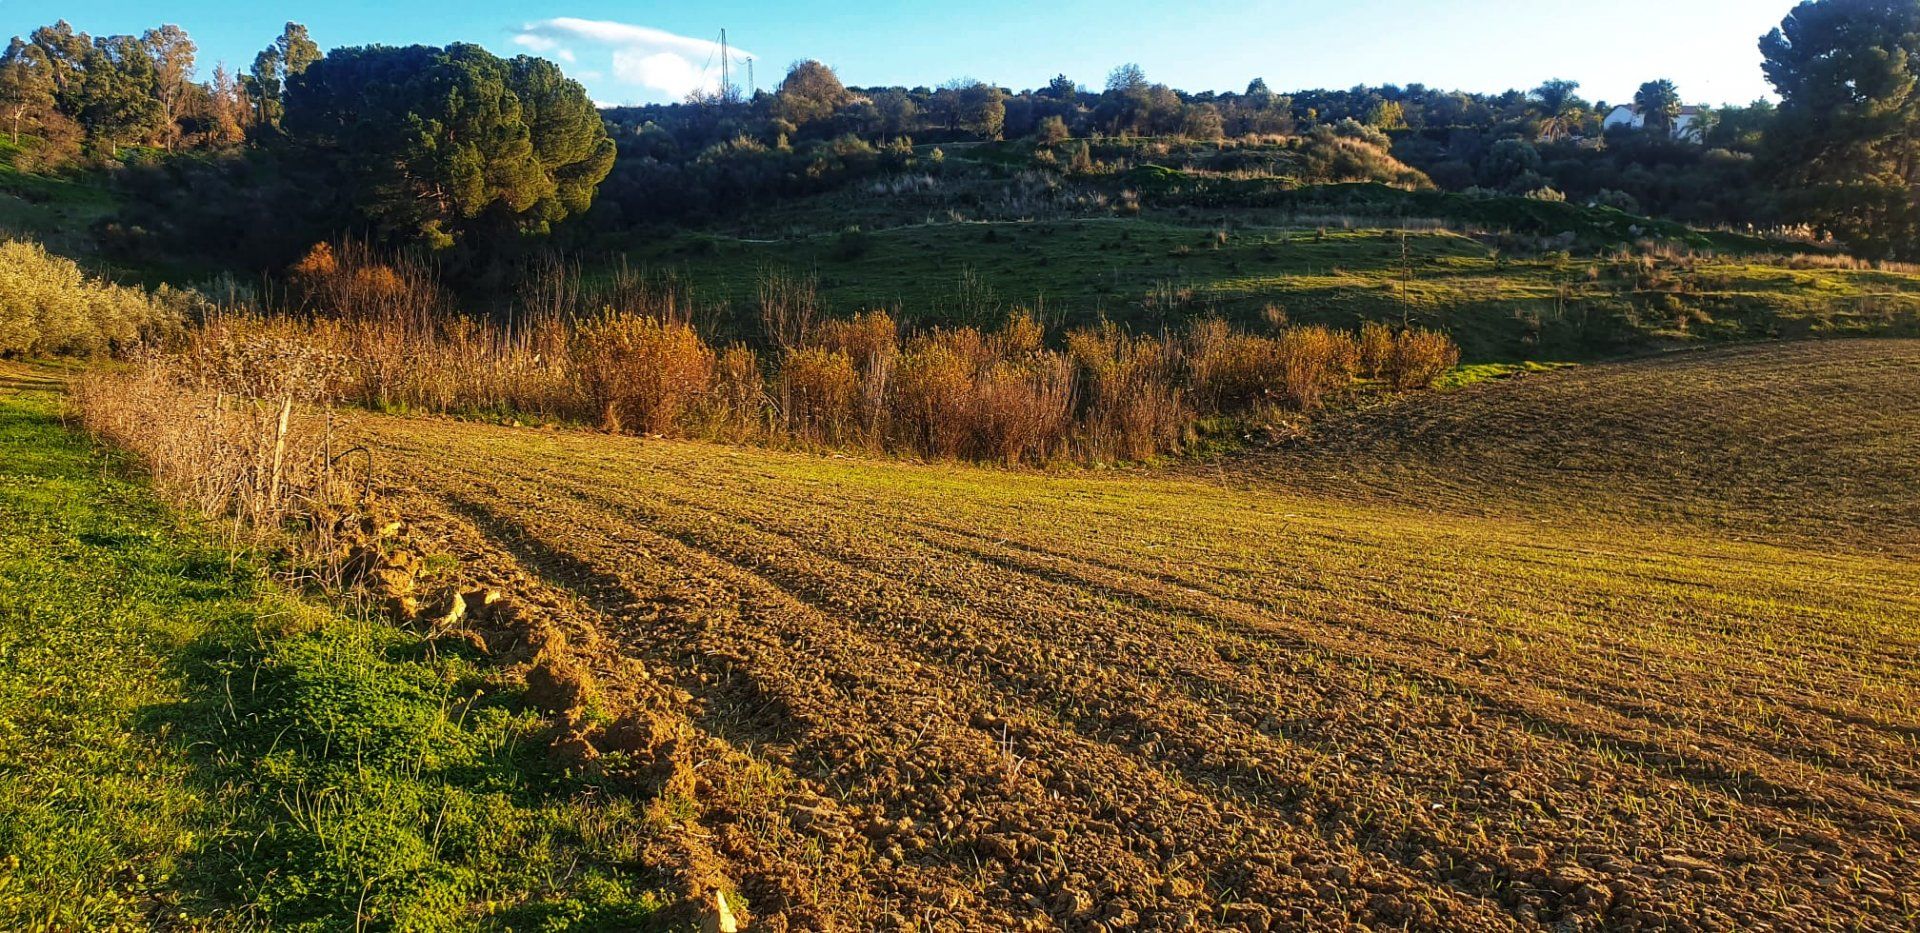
(348, 339, 1920, 931)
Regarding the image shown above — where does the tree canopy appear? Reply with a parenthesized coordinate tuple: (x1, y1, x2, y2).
(284, 43, 615, 249)
(1762, 0, 1920, 257)
(1634, 79, 1682, 135)
(248, 22, 319, 130)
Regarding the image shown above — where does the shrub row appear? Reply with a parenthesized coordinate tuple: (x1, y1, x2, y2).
(0, 239, 190, 357)
(57, 240, 1463, 466)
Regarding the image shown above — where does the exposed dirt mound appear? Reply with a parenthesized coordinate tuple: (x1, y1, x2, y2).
(1242, 338, 1920, 556)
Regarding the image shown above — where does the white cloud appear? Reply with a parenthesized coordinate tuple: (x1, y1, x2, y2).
(511, 33, 574, 62)
(513, 17, 756, 103)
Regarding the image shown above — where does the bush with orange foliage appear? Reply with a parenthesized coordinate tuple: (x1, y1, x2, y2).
(575, 313, 715, 434)
(813, 310, 899, 435)
(1273, 325, 1360, 412)
(1067, 324, 1189, 461)
(778, 347, 859, 444)
(109, 242, 1463, 466)
(1384, 327, 1462, 390)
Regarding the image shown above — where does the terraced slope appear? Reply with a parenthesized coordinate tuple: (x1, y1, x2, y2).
(1250, 338, 1920, 557)
(340, 338, 1920, 931)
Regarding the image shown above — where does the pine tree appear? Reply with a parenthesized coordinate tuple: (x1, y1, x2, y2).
(284, 42, 615, 249)
(1762, 0, 1920, 258)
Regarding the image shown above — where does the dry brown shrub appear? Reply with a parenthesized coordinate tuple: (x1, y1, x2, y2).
(970, 357, 1076, 465)
(1068, 324, 1188, 461)
(575, 313, 716, 435)
(1273, 325, 1359, 411)
(813, 311, 899, 435)
(758, 269, 821, 352)
(1186, 317, 1282, 411)
(290, 240, 446, 328)
(702, 345, 770, 439)
(778, 347, 859, 444)
(993, 309, 1046, 358)
(1385, 328, 1462, 390)
(889, 329, 985, 457)
(1357, 320, 1395, 378)
(71, 350, 364, 573)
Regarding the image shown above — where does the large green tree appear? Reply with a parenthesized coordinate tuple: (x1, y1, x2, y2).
(22, 21, 163, 152)
(0, 39, 53, 144)
(772, 60, 850, 127)
(1761, 0, 1920, 257)
(248, 22, 319, 130)
(284, 43, 615, 249)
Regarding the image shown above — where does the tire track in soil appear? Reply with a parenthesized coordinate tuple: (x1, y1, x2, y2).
(405, 457, 1527, 931)
(889, 511, 1920, 812)
(381, 486, 934, 930)
(592, 474, 1916, 929)
(613, 463, 1920, 826)
(432, 449, 1909, 930)
(348, 402, 1920, 930)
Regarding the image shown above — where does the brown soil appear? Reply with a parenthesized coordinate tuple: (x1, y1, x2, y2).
(338, 339, 1920, 931)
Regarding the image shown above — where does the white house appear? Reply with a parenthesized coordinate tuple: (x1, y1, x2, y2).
(1602, 104, 1705, 142)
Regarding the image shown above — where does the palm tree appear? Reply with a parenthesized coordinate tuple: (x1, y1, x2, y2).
(1530, 79, 1586, 142)
(1634, 79, 1682, 137)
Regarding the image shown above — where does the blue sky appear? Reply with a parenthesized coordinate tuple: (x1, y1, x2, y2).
(9, 0, 1789, 107)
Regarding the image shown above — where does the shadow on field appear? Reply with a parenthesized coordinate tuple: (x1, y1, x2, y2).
(0, 363, 64, 394)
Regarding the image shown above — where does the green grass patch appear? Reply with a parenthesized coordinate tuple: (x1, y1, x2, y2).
(0, 141, 119, 255)
(604, 213, 1920, 362)
(1434, 360, 1577, 391)
(0, 379, 678, 930)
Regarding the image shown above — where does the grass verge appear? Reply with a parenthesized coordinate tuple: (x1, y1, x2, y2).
(0, 374, 678, 930)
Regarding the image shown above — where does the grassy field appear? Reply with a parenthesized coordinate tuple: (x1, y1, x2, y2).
(326, 337, 1920, 930)
(613, 219, 1920, 361)
(0, 140, 119, 258)
(0, 364, 678, 930)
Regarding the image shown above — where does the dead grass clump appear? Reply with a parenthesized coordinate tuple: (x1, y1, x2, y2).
(576, 313, 716, 435)
(759, 269, 822, 352)
(71, 351, 363, 566)
(969, 356, 1076, 465)
(1186, 317, 1282, 411)
(993, 309, 1047, 358)
(291, 240, 447, 328)
(813, 311, 899, 435)
(1187, 318, 1363, 413)
(887, 329, 985, 457)
(702, 345, 770, 440)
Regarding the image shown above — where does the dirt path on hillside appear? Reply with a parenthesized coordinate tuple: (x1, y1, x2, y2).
(338, 402, 1920, 931)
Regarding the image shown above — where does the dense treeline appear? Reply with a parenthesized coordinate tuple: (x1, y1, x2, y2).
(2, 20, 611, 271)
(592, 62, 1781, 229)
(4, 0, 1920, 263)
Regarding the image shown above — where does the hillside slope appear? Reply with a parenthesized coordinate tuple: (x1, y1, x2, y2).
(617, 220, 1920, 361)
(335, 338, 1920, 930)
(1244, 338, 1920, 556)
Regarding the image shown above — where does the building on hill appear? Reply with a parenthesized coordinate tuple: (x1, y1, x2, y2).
(1602, 104, 1704, 142)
